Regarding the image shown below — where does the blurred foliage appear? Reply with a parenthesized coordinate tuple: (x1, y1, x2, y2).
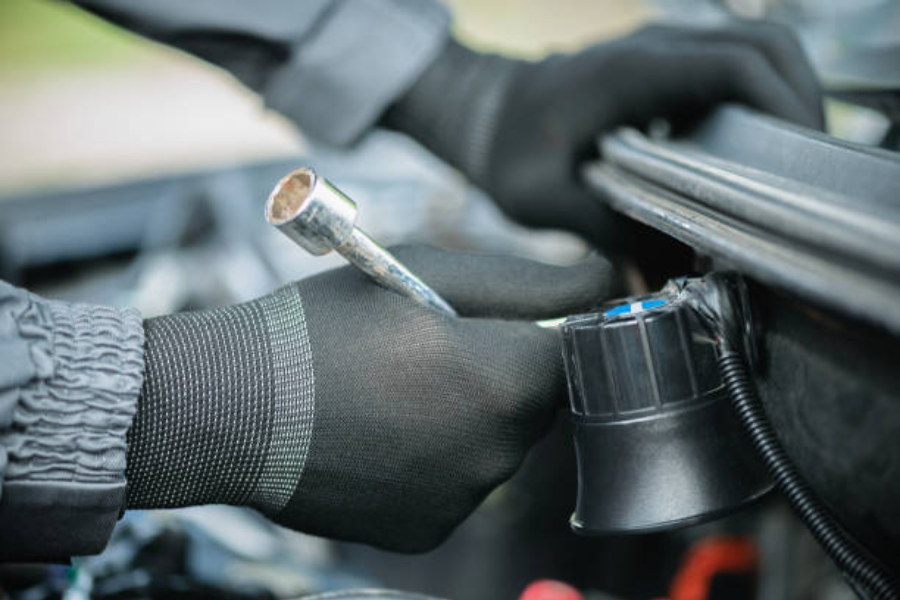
(0, 0, 154, 76)
(0, 0, 651, 77)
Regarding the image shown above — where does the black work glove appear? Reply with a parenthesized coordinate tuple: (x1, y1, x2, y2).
(126, 246, 614, 552)
(384, 21, 823, 245)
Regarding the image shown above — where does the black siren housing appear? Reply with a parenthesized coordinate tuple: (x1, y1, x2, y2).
(560, 276, 771, 534)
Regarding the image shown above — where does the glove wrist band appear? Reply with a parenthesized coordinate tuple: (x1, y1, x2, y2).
(383, 39, 522, 185)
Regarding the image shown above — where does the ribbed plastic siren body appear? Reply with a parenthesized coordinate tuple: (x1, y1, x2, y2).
(560, 277, 771, 534)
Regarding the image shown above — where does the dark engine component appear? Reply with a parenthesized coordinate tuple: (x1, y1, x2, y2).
(560, 276, 771, 534)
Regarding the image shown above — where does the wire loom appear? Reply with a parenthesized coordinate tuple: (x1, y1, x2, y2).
(683, 273, 900, 600)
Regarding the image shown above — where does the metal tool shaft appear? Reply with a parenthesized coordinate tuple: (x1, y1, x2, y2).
(339, 228, 457, 315)
(265, 167, 457, 317)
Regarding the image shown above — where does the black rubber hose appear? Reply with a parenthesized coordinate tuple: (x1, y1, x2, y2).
(717, 350, 900, 600)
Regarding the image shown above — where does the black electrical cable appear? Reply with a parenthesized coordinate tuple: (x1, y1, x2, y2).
(717, 348, 900, 600)
(675, 273, 898, 600)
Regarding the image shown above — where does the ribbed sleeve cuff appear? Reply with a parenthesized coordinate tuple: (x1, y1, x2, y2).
(0, 282, 144, 561)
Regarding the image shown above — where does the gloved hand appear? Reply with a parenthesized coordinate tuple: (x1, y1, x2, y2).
(385, 21, 823, 245)
(126, 246, 615, 552)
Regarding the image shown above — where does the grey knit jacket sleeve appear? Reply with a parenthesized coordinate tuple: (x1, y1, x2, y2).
(0, 281, 144, 562)
(73, 0, 451, 146)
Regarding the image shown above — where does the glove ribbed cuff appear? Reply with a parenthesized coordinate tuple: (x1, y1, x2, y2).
(382, 39, 523, 186)
(126, 285, 315, 515)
